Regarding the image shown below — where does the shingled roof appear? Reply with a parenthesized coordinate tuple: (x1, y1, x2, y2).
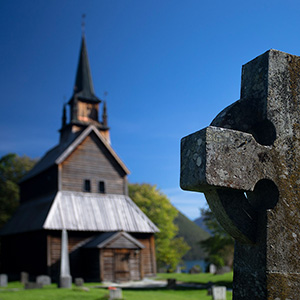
(83, 232, 145, 249)
(44, 191, 158, 232)
(0, 191, 159, 236)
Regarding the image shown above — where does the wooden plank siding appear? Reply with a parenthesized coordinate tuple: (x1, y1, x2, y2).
(132, 234, 157, 277)
(101, 249, 141, 282)
(48, 231, 95, 279)
(61, 132, 127, 195)
(102, 249, 114, 281)
(149, 235, 157, 275)
(129, 251, 141, 281)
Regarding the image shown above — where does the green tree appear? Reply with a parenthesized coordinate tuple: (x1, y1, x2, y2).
(0, 153, 36, 228)
(200, 207, 234, 268)
(128, 183, 190, 271)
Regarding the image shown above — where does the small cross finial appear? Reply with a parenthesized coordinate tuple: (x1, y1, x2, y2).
(104, 91, 108, 100)
(81, 14, 86, 35)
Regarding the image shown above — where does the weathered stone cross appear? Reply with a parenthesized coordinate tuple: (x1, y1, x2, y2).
(181, 49, 300, 299)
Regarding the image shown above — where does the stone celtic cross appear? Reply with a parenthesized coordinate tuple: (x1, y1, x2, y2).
(180, 50, 300, 299)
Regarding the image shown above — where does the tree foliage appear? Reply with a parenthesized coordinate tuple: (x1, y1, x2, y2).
(200, 207, 234, 268)
(0, 153, 36, 228)
(128, 183, 190, 271)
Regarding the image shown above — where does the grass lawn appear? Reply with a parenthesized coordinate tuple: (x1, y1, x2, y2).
(157, 271, 233, 287)
(0, 273, 233, 300)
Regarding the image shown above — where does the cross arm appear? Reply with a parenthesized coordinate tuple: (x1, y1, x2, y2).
(180, 126, 273, 193)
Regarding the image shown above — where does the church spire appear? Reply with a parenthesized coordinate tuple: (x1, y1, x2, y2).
(73, 35, 99, 102)
(60, 29, 110, 144)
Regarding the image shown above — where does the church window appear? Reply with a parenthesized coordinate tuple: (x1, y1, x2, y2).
(84, 179, 91, 192)
(99, 181, 105, 194)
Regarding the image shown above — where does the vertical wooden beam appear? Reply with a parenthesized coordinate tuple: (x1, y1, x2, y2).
(139, 250, 144, 280)
(113, 250, 116, 282)
(99, 249, 104, 282)
(47, 235, 51, 276)
(58, 164, 62, 191)
(124, 177, 128, 196)
(150, 235, 157, 275)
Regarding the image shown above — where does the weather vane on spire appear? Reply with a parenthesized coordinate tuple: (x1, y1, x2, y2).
(81, 14, 86, 35)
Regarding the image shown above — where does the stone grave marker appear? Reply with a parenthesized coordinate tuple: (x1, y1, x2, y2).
(109, 287, 123, 299)
(212, 286, 226, 300)
(209, 263, 217, 274)
(36, 275, 51, 286)
(166, 278, 176, 289)
(181, 49, 300, 299)
(0, 274, 7, 287)
(20, 272, 28, 284)
(25, 282, 43, 289)
(75, 277, 84, 287)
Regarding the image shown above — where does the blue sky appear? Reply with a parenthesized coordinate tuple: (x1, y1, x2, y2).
(1, 0, 300, 220)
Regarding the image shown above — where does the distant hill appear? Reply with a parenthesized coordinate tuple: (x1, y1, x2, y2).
(194, 216, 211, 234)
(174, 211, 210, 261)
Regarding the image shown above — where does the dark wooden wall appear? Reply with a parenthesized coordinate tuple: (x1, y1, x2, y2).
(0, 230, 156, 282)
(82, 249, 100, 281)
(47, 231, 93, 280)
(0, 231, 48, 280)
(20, 165, 58, 203)
(60, 132, 127, 195)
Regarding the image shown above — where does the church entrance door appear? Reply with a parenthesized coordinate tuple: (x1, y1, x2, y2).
(114, 249, 130, 282)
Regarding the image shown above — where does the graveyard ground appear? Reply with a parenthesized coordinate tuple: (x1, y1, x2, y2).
(0, 272, 233, 300)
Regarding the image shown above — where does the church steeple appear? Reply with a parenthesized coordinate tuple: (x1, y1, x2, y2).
(73, 35, 100, 102)
(60, 34, 110, 144)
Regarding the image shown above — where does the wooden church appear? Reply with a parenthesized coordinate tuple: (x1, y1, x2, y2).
(0, 35, 159, 282)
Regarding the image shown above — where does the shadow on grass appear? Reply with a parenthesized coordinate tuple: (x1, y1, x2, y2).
(102, 280, 232, 291)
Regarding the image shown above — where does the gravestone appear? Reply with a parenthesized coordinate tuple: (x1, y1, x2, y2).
(36, 275, 51, 286)
(0, 274, 8, 287)
(166, 278, 176, 289)
(189, 265, 201, 274)
(25, 282, 43, 289)
(209, 263, 217, 274)
(212, 286, 226, 300)
(20, 272, 29, 284)
(75, 277, 84, 287)
(216, 266, 231, 275)
(109, 287, 123, 299)
(181, 49, 300, 299)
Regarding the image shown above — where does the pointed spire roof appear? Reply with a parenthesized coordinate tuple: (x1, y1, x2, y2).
(72, 35, 100, 103)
